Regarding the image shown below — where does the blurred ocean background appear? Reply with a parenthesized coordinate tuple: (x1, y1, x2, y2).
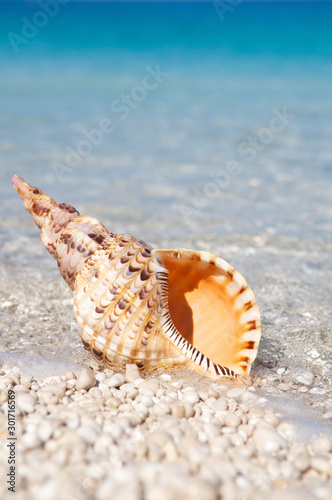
(0, 1, 332, 427)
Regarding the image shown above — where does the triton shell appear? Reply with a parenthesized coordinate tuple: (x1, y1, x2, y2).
(12, 175, 261, 379)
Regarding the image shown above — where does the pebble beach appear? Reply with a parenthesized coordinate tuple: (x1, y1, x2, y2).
(1, 359, 332, 500)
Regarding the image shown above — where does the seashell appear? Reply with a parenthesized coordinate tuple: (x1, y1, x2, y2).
(11, 175, 261, 379)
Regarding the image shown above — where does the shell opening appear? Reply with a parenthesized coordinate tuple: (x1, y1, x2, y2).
(157, 250, 261, 375)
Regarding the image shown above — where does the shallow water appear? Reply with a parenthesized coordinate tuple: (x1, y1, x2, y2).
(0, 1, 332, 438)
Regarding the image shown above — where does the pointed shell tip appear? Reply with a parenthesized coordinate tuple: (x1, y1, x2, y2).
(11, 175, 24, 190)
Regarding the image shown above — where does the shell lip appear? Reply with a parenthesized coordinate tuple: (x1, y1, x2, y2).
(154, 247, 261, 378)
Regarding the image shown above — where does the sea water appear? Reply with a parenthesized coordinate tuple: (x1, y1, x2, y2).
(0, 0, 331, 437)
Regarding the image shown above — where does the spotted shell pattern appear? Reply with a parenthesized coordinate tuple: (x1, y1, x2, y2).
(12, 175, 261, 379)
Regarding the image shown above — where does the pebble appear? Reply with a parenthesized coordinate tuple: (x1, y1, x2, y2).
(17, 392, 37, 413)
(65, 370, 77, 380)
(278, 383, 292, 391)
(21, 374, 34, 387)
(312, 436, 332, 454)
(293, 453, 310, 473)
(310, 455, 331, 474)
(75, 368, 96, 391)
(224, 412, 241, 429)
(213, 398, 228, 411)
(226, 387, 245, 399)
(207, 388, 219, 399)
(140, 395, 154, 408)
(183, 389, 200, 404)
(253, 427, 286, 453)
(152, 402, 171, 417)
(125, 364, 142, 383)
(309, 387, 326, 395)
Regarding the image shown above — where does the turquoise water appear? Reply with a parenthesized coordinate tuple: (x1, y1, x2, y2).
(0, 1, 331, 247)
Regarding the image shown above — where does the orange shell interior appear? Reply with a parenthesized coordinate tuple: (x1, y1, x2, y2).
(158, 251, 252, 373)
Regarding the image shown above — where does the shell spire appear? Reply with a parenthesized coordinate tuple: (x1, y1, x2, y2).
(11, 175, 57, 229)
(12, 176, 261, 379)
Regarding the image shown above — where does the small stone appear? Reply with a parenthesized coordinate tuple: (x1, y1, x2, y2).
(182, 402, 195, 419)
(264, 411, 279, 427)
(278, 383, 291, 391)
(312, 436, 332, 454)
(76, 368, 96, 391)
(17, 392, 36, 413)
(295, 369, 314, 386)
(88, 387, 102, 399)
(22, 432, 42, 450)
(198, 390, 209, 402)
(226, 387, 245, 399)
(213, 398, 228, 411)
(171, 404, 185, 418)
(41, 383, 66, 399)
(309, 387, 326, 395)
(152, 402, 171, 417)
(127, 388, 139, 400)
(140, 395, 154, 408)
(65, 371, 77, 380)
(310, 455, 331, 474)
(20, 374, 33, 387)
(224, 412, 241, 429)
(253, 427, 286, 453)
(125, 364, 142, 383)
(1, 376, 15, 385)
(207, 388, 219, 399)
(106, 396, 121, 408)
(120, 383, 134, 393)
(183, 389, 200, 404)
(293, 453, 310, 473)
(139, 387, 155, 397)
(77, 424, 100, 445)
(37, 419, 60, 442)
(7, 372, 20, 385)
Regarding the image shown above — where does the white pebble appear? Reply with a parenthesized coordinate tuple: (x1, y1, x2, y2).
(152, 402, 171, 417)
(76, 368, 96, 391)
(278, 383, 291, 391)
(17, 393, 36, 413)
(107, 373, 125, 388)
(22, 432, 42, 450)
(77, 424, 100, 445)
(309, 387, 326, 395)
(183, 389, 200, 405)
(213, 398, 228, 411)
(253, 427, 286, 453)
(140, 395, 154, 408)
(125, 364, 142, 383)
(293, 453, 310, 472)
(310, 455, 331, 474)
(139, 387, 155, 397)
(224, 412, 241, 429)
(226, 387, 245, 399)
(41, 383, 66, 399)
(312, 436, 332, 454)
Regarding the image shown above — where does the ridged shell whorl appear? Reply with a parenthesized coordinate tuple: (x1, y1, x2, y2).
(12, 175, 261, 379)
